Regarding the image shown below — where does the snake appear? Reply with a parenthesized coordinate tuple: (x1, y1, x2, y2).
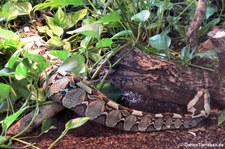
(39, 64, 211, 132)
(20, 26, 211, 132)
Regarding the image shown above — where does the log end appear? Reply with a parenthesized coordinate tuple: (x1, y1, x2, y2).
(208, 28, 225, 39)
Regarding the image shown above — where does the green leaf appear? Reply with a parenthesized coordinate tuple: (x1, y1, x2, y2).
(148, 34, 171, 49)
(89, 52, 101, 62)
(65, 117, 89, 131)
(206, 4, 217, 19)
(80, 31, 100, 39)
(131, 10, 150, 23)
(15, 2, 32, 16)
(2, 106, 28, 131)
(48, 50, 71, 61)
(23, 51, 49, 72)
(58, 54, 86, 76)
(67, 24, 102, 39)
(69, 9, 87, 25)
(158, 0, 171, 14)
(53, 7, 68, 29)
(41, 118, 58, 133)
(0, 2, 19, 21)
(80, 36, 92, 48)
(0, 83, 11, 99)
(37, 25, 50, 33)
(0, 28, 19, 41)
(34, 0, 84, 11)
(218, 110, 225, 125)
(48, 117, 89, 148)
(180, 47, 195, 64)
(47, 36, 63, 47)
(96, 12, 121, 24)
(96, 38, 112, 48)
(194, 50, 217, 60)
(62, 41, 72, 51)
(0, 68, 11, 77)
(46, 16, 64, 37)
(5, 49, 23, 69)
(15, 62, 27, 80)
(146, 22, 162, 30)
(111, 30, 133, 39)
(11, 80, 30, 99)
(0, 136, 10, 146)
(199, 18, 220, 37)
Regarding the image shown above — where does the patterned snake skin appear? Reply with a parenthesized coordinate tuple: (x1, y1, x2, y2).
(39, 64, 211, 131)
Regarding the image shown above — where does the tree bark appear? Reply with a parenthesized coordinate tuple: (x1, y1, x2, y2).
(108, 29, 225, 109)
(7, 103, 64, 136)
(186, 0, 207, 50)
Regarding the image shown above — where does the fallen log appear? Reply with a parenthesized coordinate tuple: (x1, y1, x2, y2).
(7, 103, 64, 136)
(108, 28, 225, 109)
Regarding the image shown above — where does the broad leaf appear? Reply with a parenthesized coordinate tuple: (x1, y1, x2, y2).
(48, 117, 89, 148)
(24, 51, 49, 72)
(0, 2, 19, 21)
(58, 54, 86, 77)
(148, 34, 171, 49)
(41, 118, 58, 133)
(67, 24, 102, 39)
(89, 52, 101, 62)
(69, 9, 87, 25)
(15, 2, 32, 16)
(194, 50, 217, 60)
(96, 12, 121, 24)
(0, 28, 19, 41)
(5, 49, 23, 69)
(48, 50, 71, 61)
(46, 16, 64, 37)
(15, 62, 27, 80)
(199, 18, 220, 37)
(37, 25, 50, 33)
(0, 83, 11, 99)
(47, 36, 63, 47)
(111, 30, 133, 39)
(0, 136, 10, 146)
(34, 0, 84, 11)
(80, 36, 92, 48)
(53, 8, 68, 29)
(96, 38, 112, 48)
(65, 117, 89, 131)
(206, 4, 217, 19)
(0, 68, 11, 77)
(131, 10, 150, 23)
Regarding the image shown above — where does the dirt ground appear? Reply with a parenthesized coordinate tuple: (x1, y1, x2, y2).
(12, 110, 225, 149)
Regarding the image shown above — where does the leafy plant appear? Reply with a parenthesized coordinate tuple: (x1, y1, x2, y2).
(48, 117, 89, 149)
(0, 2, 32, 22)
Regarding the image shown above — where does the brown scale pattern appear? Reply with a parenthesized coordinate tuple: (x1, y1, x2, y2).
(39, 66, 208, 132)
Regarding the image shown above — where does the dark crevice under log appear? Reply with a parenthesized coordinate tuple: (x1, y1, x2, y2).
(108, 28, 225, 109)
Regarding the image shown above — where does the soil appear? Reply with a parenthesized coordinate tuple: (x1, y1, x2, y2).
(12, 110, 225, 149)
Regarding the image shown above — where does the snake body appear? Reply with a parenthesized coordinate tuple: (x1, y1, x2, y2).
(19, 25, 210, 132)
(40, 65, 210, 131)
